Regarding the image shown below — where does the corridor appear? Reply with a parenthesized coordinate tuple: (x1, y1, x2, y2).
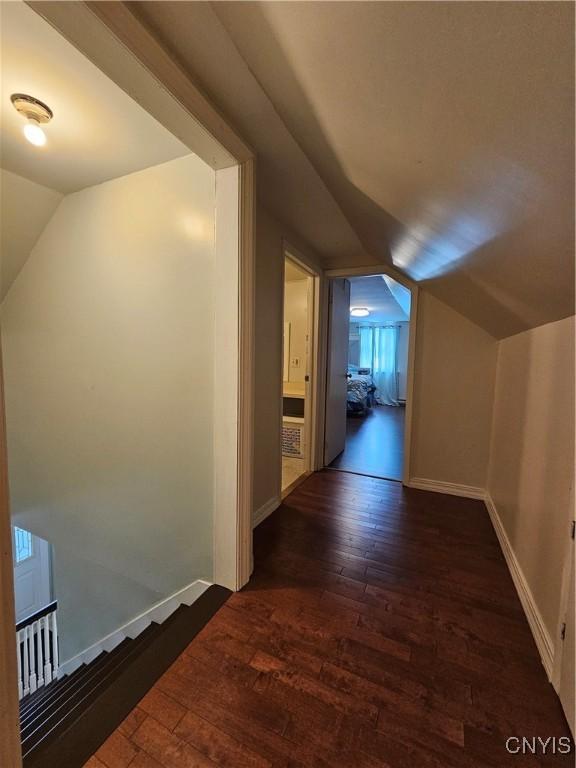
(86, 471, 572, 768)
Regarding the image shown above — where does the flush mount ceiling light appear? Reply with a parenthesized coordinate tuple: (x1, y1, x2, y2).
(350, 307, 370, 317)
(11, 93, 53, 147)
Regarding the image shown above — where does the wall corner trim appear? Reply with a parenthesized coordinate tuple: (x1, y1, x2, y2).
(484, 493, 554, 679)
(253, 496, 281, 529)
(58, 579, 211, 678)
(407, 478, 486, 500)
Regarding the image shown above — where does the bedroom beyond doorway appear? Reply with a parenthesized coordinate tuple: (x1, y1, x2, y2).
(325, 274, 411, 482)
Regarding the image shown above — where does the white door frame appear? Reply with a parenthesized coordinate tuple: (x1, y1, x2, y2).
(1, 6, 256, 764)
(281, 251, 321, 492)
(323, 265, 419, 486)
(283, 245, 323, 475)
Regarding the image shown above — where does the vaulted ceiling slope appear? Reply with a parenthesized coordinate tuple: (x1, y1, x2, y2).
(133, 2, 574, 339)
(131, 1, 364, 266)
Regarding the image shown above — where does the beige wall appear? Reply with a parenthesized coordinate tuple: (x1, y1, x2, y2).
(253, 207, 284, 514)
(2, 155, 216, 661)
(253, 205, 323, 515)
(410, 291, 497, 489)
(0, 169, 63, 301)
(487, 315, 575, 644)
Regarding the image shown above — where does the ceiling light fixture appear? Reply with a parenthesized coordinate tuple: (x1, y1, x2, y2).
(11, 93, 53, 147)
(350, 307, 370, 317)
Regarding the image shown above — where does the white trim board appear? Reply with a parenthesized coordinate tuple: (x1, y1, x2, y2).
(484, 494, 554, 679)
(58, 579, 211, 678)
(408, 478, 486, 500)
(253, 496, 281, 529)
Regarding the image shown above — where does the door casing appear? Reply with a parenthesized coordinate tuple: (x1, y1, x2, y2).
(323, 265, 418, 485)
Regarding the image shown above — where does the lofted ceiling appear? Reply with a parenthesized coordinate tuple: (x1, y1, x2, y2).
(350, 276, 408, 324)
(132, 1, 574, 339)
(0, 169, 62, 300)
(1, 2, 189, 193)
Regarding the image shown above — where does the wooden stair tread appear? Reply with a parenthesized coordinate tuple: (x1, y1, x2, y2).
(21, 585, 230, 768)
(21, 620, 165, 750)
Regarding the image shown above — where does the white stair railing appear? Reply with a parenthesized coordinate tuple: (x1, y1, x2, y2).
(16, 601, 59, 700)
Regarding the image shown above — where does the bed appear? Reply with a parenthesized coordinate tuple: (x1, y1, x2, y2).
(346, 367, 376, 416)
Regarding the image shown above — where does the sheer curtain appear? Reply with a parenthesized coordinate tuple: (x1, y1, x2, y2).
(358, 326, 373, 369)
(373, 325, 399, 405)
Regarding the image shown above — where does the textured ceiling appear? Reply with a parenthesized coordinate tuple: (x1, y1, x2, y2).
(132, 2, 573, 338)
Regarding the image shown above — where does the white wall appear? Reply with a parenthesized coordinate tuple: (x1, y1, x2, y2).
(487, 316, 575, 650)
(2, 155, 216, 661)
(0, 169, 63, 301)
(284, 279, 308, 383)
(410, 292, 497, 489)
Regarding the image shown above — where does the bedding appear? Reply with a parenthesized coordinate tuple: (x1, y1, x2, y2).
(347, 371, 375, 415)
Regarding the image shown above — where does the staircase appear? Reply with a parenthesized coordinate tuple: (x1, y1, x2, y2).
(18, 585, 230, 768)
(19, 618, 162, 761)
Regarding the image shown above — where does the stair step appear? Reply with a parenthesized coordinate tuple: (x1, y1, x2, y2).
(22, 619, 165, 754)
(19, 642, 120, 721)
(20, 647, 116, 728)
(19, 677, 69, 718)
(21, 586, 230, 768)
(20, 615, 168, 727)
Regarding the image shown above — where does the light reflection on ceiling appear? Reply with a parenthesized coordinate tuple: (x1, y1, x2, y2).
(391, 163, 541, 281)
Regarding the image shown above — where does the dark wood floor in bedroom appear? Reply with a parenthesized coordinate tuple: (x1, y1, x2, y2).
(329, 405, 405, 481)
(85, 471, 572, 768)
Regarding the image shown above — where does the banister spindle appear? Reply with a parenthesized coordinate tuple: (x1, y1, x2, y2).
(23, 625, 30, 697)
(51, 610, 59, 678)
(37, 618, 45, 688)
(29, 621, 38, 693)
(16, 602, 59, 699)
(43, 614, 52, 684)
(17, 629, 23, 699)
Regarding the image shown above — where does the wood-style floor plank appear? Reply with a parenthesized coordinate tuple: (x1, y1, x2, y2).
(86, 471, 573, 768)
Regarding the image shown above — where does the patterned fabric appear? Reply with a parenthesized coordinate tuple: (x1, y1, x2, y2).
(347, 377, 371, 404)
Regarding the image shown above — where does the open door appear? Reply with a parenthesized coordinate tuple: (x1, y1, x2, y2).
(324, 278, 350, 465)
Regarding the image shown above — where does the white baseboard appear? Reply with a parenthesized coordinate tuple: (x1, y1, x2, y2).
(484, 493, 554, 679)
(408, 477, 486, 500)
(253, 496, 281, 528)
(58, 579, 211, 677)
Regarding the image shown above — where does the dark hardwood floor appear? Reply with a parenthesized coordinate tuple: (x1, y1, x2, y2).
(84, 471, 572, 768)
(329, 405, 405, 480)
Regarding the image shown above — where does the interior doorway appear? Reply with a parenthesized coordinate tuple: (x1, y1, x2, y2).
(324, 274, 412, 482)
(281, 254, 316, 494)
